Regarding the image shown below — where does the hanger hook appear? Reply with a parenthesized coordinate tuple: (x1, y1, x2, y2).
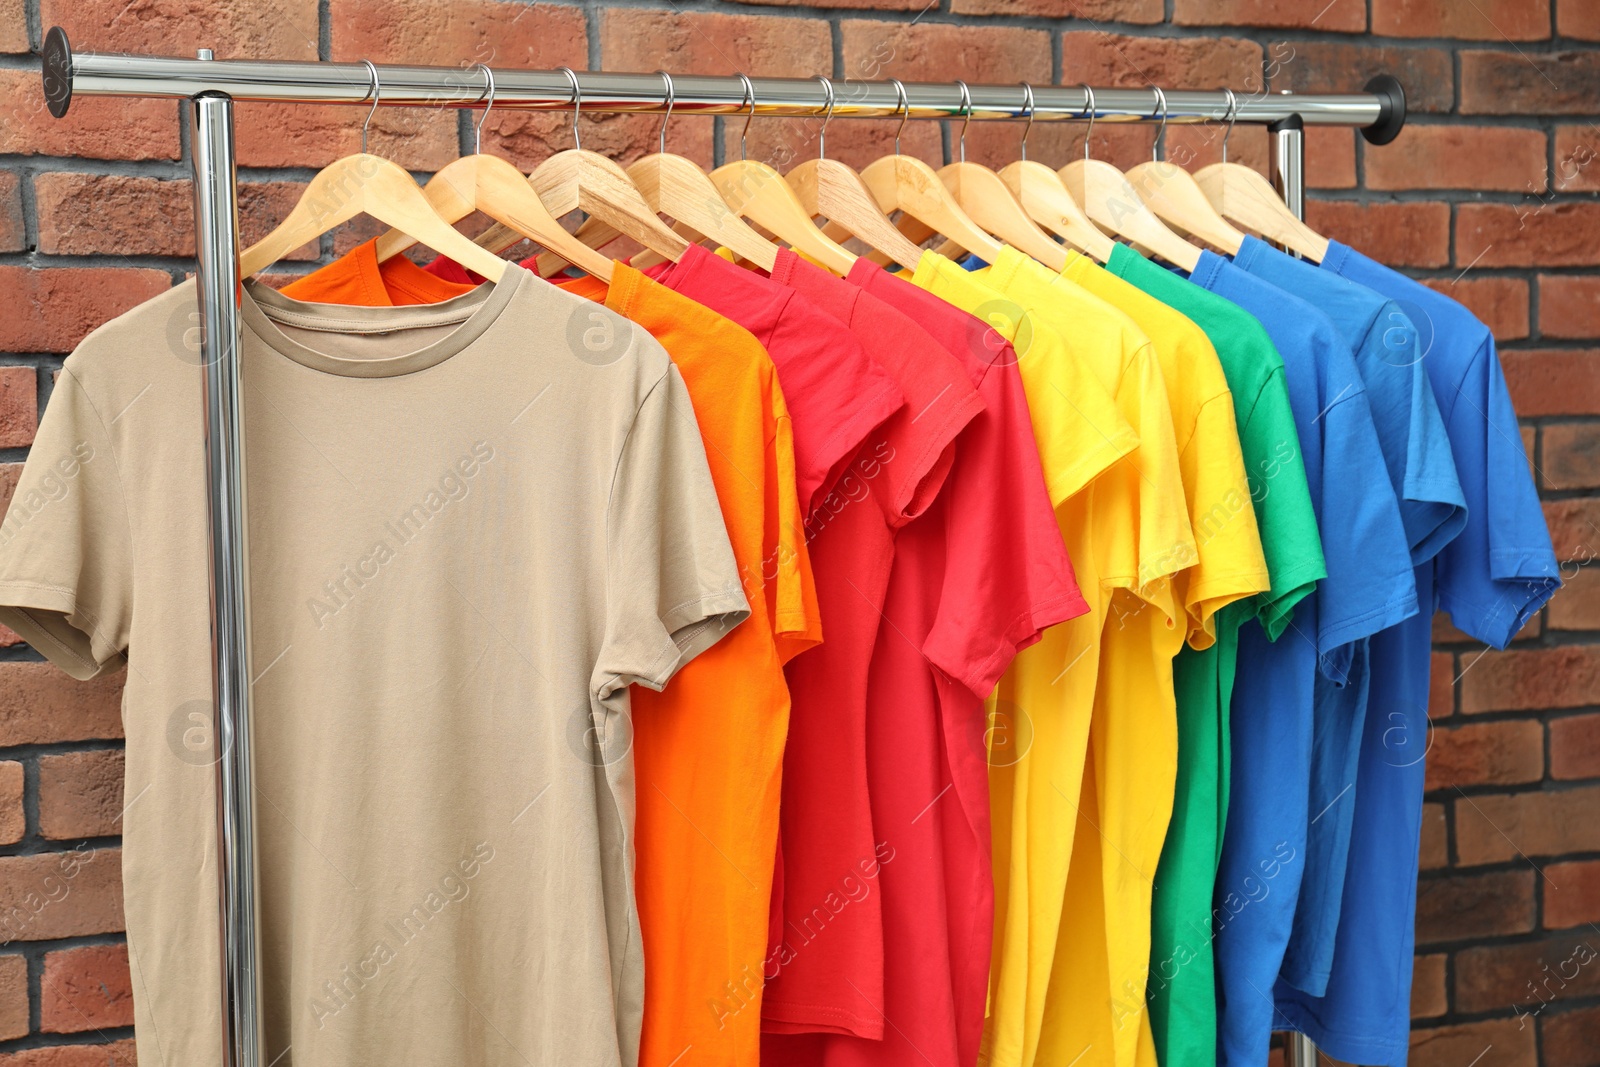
(890, 78, 910, 156)
(1080, 83, 1096, 161)
(813, 75, 835, 160)
(955, 79, 973, 164)
(735, 72, 755, 161)
(655, 70, 675, 155)
(1151, 85, 1168, 162)
(473, 63, 495, 155)
(1221, 86, 1239, 165)
(360, 59, 379, 154)
(1018, 81, 1036, 163)
(556, 65, 582, 150)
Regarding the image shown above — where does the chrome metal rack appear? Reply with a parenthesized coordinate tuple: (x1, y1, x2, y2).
(38, 24, 1404, 1067)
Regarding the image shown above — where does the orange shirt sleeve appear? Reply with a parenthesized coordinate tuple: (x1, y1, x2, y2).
(766, 373, 822, 662)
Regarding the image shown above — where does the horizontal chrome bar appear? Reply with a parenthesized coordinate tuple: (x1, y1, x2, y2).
(43, 28, 1399, 136)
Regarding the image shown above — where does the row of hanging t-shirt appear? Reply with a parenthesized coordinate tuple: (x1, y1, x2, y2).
(0, 225, 1559, 1067)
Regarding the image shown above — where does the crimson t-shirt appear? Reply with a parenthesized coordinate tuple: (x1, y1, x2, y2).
(820, 258, 1087, 1067)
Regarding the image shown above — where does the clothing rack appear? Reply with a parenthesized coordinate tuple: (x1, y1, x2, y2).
(37, 25, 1406, 1067)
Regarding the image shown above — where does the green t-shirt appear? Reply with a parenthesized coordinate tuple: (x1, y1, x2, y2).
(1106, 243, 1325, 1067)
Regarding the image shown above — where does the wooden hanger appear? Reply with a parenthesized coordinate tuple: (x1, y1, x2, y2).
(474, 67, 688, 266)
(1123, 86, 1247, 255)
(708, 72, 857, 275)
(785, 77, 924, 270)
(859, 79, 1005, 265)
(936, 80, 1066, 270)
(1194, 88, 1329, 262)
(241, 60, 506, 282)
(374, 65, 614, 281)
(995, 82, 1116, 263)
(1057, 83, 1202, 273)
(558, 70, 780, 272)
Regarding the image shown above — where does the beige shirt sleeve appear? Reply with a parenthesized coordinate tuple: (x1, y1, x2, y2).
(593, 363, 749, 706)
(0, 366, 134, 680)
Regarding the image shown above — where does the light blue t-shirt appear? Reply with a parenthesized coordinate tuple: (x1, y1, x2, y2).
(1229, 235, 1467, 996)
(1273, 240, 1559, 1067)
(1188, 250, 1418, 1067)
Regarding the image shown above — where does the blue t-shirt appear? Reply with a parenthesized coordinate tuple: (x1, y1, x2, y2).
(1229, 235, 1467, 995)
(1189, 251, 1418, 1067)
(1274, 241, 1559, 1067)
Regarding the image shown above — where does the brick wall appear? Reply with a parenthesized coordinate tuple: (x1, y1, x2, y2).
(0, 0, 1597, 1064)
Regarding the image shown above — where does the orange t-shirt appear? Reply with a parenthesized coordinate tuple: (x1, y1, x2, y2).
(283, 242, 822, 1067)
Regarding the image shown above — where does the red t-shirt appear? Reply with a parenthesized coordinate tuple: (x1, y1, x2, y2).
(799, 259, 1086, 1067)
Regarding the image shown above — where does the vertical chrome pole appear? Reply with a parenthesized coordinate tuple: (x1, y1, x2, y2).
(1273, 108, 1317, 1067)
(189, 59, 264, 1067)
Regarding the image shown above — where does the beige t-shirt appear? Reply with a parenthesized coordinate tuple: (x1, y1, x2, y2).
(0, 265, 749, 1067)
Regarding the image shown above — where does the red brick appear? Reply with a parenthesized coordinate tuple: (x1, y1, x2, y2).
(41, 0, 318, 59)
(1060, 32, 1263, 92)
(1462, 646, 1600, 714)
(1455, 784, 1600, 864)
(0, 172, 23, 253)
(1425, 720, 1544, 791)
(1268, 41, 1455, 113)
(0, 367, 36, 449)
(0, 1040, 136, 1067)
(1304, 201, 1452, 269)
(1461, 50, 1600, 115)
(1542, 1003, 1600, 1064)
(1417, 868, 1536, 943)
(950, 0, 1162, 17)
(0, 848, 123, 943)
(1306, 127, 1356, 190)
(1373, 0, 1551, 40)
(1421, 276, 1529, 342)
(0, 70, 179, 162)
(1410, 1017, 1538, 1067)
(1503, 350, 1600, 416)
(1543, 424, 1600, 490)
(234, 102, 461, 172)
(750, 0, 931, 10)
(0, 4, 25, 53)
(40, 942, 133, 1033)
(1550, 565, 1600, 630)
(1460, 203, 1600, 268)
(1173, 0, 1363, 30)
(1560, 0, 1600, 39)
(1545, 859, 1600, 928)
(34, 174, 309, 260)
(334, 0, 581, 66)
(0, 762, 20, 848)
(1368, 126, 1548, 193)
(1554, 126, 1600, 191)
(1551, 714, 1600, 780)
(1412, 953, 1447, 1018)
(0, 663, 125, 748)
(1539, 274, 1600, 337)
(37, 750, 125, 842)
(1420, 801, 1449, 869)
(1547, 498, 1600, 561)
(0, 267, 172, 355)
(1429, 652, 1455, 721)
(1455, 931, 1600, 1013)
(0, 951, 23, 1040)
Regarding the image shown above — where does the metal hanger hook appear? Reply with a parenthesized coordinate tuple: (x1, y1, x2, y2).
(1018, 81, 1036, 162)
(556, 65, 582, 150)
(1080, 83, 1096, 161)
(473, 63, 495, 155)
(955, 80, 973, 163)
(739, 72, 758, 163)
(813, 75, 836, 160)
(360, 59, 379, 154)
(1151, 84, 1168, 162)
(1221, 86, 1239, 164)
(890, 78, 910, 156)
(655, 70, 675, 155)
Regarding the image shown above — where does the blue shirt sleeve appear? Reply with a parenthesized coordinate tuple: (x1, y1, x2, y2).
(1436, 335, 1561, 647)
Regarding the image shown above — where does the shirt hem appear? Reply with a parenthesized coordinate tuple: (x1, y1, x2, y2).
(1318, 587, 1419, 657)
(760, 1002, 885, 1041)
(1047, 424, 1141, 507)
(0, 580, 123, 681)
